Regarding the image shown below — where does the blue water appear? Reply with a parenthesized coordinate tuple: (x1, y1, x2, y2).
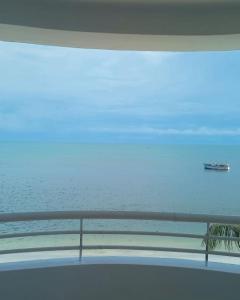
(0, 142, 239, 215)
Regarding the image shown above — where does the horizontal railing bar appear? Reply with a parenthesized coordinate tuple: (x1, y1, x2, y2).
(0, 246, 79, 255)
(0, 245, 204, 256)
(2, 231, 240, 243)
(0, 211, 240, 224)
(86, 246, 240, 258)
(84, 230, 204, 239)
(2, 230, 240, 242)
(0, 230, 81, 239)
(208, 250, 240, 258)
(0, 230, 205, 240)
(209, 235, 240, 242)
(1, 244, 239, 259)
(83, 245, 206, 255)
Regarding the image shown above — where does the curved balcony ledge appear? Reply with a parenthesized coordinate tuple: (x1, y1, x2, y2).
(1, 0, 240, 50)
(1, 255, 240, 274)
(1, 256, 240, 300)
(1, 24, 240, 51)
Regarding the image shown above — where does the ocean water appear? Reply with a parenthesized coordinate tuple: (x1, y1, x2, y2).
(0, 142, 239, 215)
(0, 142, 240, 255)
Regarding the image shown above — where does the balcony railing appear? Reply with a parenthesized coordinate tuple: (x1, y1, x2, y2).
(0, 211, 240, 264)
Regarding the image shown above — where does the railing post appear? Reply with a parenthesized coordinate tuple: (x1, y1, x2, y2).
(79, 218, 83, 261)
(205, 222, 210, 266)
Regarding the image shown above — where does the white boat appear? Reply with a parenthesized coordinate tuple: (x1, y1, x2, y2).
(204, 163, 230, 171)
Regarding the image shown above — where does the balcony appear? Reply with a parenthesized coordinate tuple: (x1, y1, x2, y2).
(0, 211, 240, 299)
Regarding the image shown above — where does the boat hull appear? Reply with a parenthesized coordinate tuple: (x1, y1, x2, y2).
(204, 164, 230, 171)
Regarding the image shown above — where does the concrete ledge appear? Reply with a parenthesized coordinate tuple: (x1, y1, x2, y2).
(0, 256, 240, 300)
(1, 24, 240, 51)
(1, 255, 240, 274)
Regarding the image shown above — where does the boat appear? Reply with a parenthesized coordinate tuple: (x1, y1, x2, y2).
(204, 163, 230, 171)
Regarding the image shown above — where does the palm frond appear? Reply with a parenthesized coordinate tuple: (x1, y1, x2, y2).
(202, 224, 240, 251)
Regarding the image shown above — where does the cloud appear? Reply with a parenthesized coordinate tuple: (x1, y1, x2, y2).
(0, 41, 240, 142)
(86, 126, 240, 136)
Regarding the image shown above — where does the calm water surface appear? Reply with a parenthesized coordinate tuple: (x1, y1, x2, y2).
(0, 142, 239, 215)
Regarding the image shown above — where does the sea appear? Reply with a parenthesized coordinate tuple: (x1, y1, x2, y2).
(0, 142, 239, 257)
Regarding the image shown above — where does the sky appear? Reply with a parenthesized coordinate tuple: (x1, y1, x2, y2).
(0, 41, 240, 144)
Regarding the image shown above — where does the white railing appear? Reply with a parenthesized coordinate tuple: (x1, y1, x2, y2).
(0, 211, 240, 264)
